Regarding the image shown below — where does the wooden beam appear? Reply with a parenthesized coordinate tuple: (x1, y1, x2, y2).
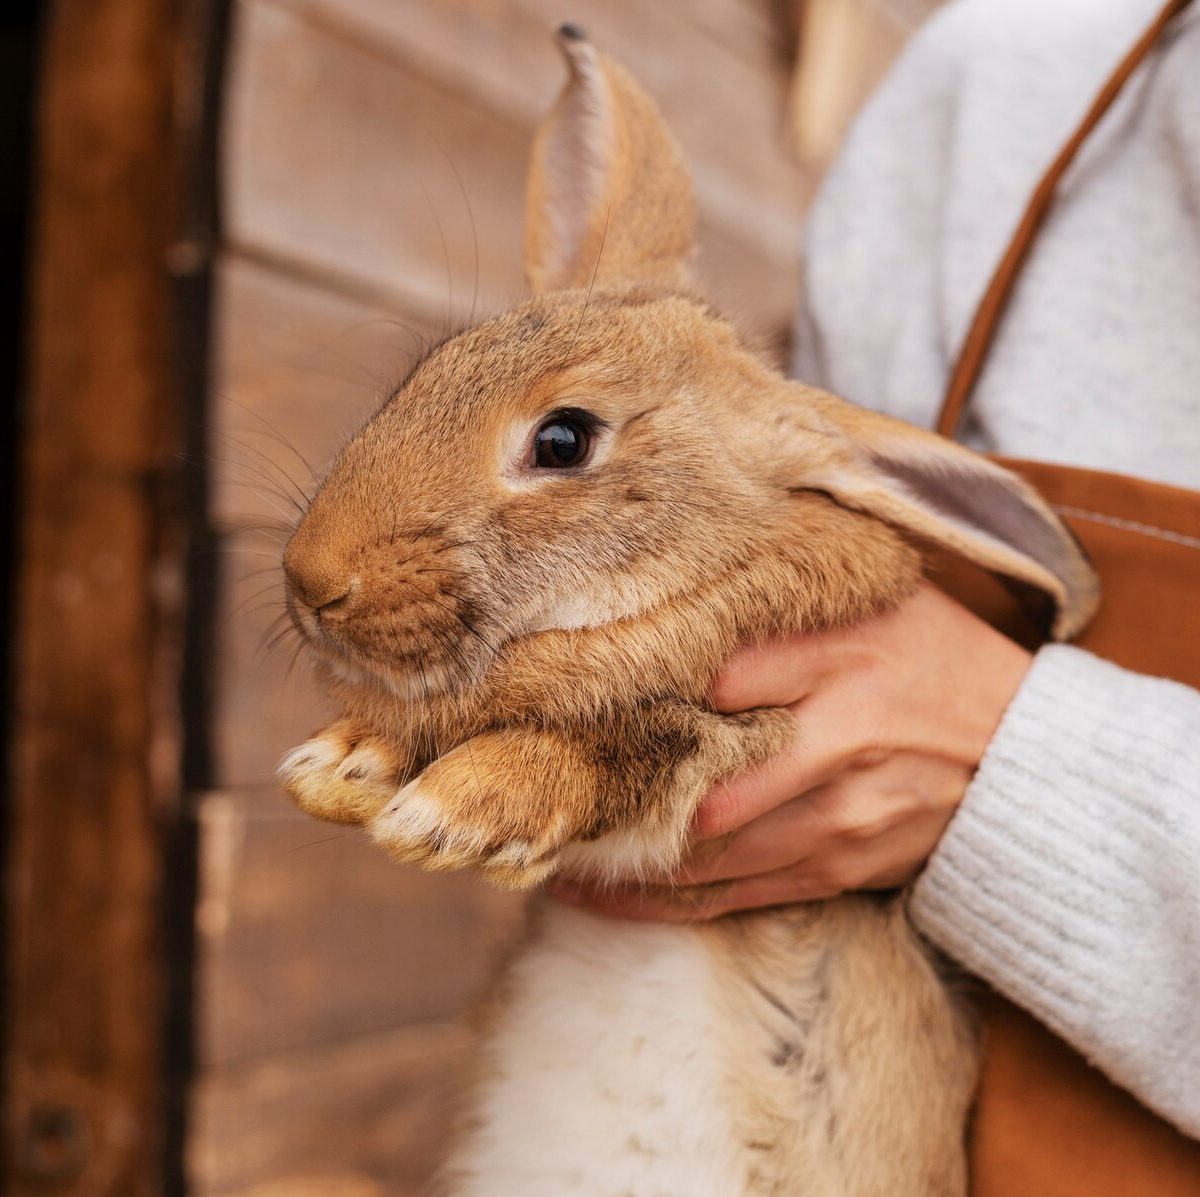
(2, 0, 222, 1191)
(788, 0, 945, 169)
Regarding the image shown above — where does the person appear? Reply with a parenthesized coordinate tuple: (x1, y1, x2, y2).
(552, 0, 1200, 1139)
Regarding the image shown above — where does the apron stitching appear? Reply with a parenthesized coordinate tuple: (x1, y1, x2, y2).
(1052, 504, 1200, 551)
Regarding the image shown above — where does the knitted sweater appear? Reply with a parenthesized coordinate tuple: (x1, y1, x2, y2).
(793, 0, 1200, 1136)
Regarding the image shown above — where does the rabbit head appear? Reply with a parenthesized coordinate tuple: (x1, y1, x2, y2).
(282, 28, 1097, 710)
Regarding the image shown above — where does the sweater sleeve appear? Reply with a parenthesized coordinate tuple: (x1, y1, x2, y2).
(909, 645, 1200, 1136)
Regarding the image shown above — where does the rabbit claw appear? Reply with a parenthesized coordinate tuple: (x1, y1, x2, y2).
(366, 733, 574, 889)
(278, 722, 400, 825)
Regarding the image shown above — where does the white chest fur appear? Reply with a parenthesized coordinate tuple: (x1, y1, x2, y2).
(446, 903, 749, 1196)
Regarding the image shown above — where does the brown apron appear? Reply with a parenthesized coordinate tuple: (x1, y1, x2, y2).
(932, 1, 1200, 1192)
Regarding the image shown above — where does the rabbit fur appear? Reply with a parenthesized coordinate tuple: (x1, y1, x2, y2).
(277, 29, 1098, 1197)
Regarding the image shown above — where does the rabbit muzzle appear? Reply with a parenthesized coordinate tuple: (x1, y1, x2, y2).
(283, 522, 497, 699)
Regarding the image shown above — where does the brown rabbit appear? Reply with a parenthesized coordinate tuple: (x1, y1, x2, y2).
(277, 28, 1098, 1196)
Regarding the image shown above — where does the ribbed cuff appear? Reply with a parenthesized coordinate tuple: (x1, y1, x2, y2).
(909, 644, 1200, 1134)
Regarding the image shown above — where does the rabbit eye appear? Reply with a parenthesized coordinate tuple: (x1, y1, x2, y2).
(533, 411, 595, 469)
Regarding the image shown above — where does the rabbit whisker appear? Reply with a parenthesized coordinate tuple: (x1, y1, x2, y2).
(218, 432, 314, 507)
(557, 207, 610, 374)
(282, 832, 349, 855)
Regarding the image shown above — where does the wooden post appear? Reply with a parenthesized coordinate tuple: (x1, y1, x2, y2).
(788, 0, 946, 168)
(2, 0, 221, 1191)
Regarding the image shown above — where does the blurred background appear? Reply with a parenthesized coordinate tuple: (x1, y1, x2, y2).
(2, 1, 941, 1193)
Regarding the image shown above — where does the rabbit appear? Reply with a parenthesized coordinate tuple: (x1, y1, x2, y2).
(275, 27, 1098, 1197)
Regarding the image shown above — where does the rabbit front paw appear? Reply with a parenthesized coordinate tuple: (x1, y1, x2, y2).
(366, 729, 594, 889)
(277, 720, 400, 825)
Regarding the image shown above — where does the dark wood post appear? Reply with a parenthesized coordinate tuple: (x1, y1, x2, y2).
(3, 0, 221, 1192)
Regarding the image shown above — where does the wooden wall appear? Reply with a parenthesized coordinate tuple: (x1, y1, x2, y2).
(190, 3, 806, 1193)
(189, 0, 940, 1192)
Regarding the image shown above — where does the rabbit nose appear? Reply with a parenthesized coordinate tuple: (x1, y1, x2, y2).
(283, 547, 353, 615)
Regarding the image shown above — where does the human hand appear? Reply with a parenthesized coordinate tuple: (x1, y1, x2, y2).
(550, 582, 1032, 920)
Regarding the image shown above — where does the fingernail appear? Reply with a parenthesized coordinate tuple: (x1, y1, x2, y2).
(690, 783, 732, 837)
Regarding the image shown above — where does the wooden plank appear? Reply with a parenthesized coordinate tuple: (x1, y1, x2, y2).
(789, 0, 945, 167)
(216, 1181, 384, 1197)
(2, 0, 202, 1193)
(224, 0, 530, 317)
(225, 2, 806, 329)
(188, 1023, 472, 1195)
(658, 0, 790, 65)
(216, 1183, 384, 1197)
(195, 788, 524, 1066)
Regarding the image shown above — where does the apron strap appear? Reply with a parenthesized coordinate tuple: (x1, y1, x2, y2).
(936, 0, 1195, 440)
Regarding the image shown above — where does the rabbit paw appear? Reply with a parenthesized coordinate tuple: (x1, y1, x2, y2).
(277, 721, 400, 825)
(367, 729, 590, 889)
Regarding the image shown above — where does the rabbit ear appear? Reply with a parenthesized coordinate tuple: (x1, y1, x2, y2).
(801, 402, 1099, 640)
(525, 27, 697, 293)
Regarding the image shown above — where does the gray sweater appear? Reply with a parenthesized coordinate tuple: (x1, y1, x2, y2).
(793, 0, 1200, 1136)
